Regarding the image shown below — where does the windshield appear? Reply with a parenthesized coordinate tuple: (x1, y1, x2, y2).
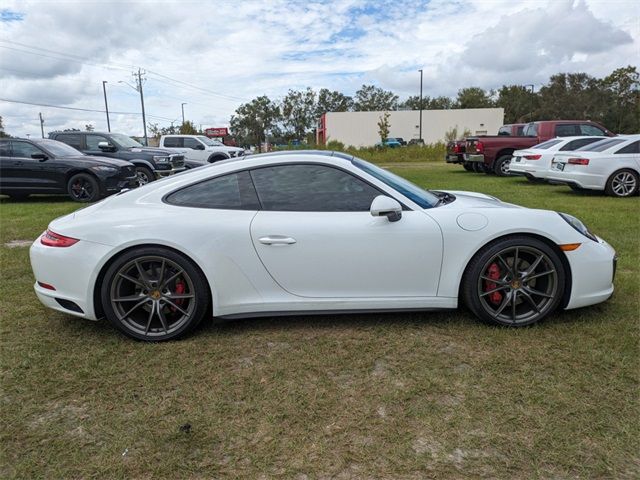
(576, 138, 624, 152)
(110, 133, 144, 148)
(35, 139, 85, 156)
(352, 158, 439, 208)
(197, 136, 224, 146)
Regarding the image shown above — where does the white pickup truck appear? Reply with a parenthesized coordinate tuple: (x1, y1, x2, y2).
(159, 135, 245, 164)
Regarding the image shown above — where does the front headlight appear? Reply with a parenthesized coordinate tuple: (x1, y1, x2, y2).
(153, 156, 171, 163)
(91, 166, 118, 173)
(558, 212, 598, 242)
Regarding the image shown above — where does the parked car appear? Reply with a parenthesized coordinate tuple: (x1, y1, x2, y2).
(394, 137, 407, 146)
(30, 150, 616, 341)
(509, 136, 605, 181)
(48, 131, 186, 185)
(547, 135, 639, 197)
(447, 124, 525, 172)
(0, 138, 136, 202)
(408, 138, 424, 146)
(464, 120, 614, 176)
(159, 135, 244, 165)
(375, 138, 402, 148)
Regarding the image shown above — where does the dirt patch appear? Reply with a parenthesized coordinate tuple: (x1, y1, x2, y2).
(4, 239, 33, 248)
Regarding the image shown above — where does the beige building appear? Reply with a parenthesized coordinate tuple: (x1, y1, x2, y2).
(317, 108, 504, 147)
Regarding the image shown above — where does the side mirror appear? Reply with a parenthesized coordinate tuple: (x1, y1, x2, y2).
(370, 195, 402, 222)
(98, 141, 115, 151)
(194, 144, 205, 150)
(31, 153, 48, 161)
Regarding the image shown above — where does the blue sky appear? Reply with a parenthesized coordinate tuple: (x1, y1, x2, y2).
(0, 0, 637, 137)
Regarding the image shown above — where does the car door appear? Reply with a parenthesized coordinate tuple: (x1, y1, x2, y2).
(183, 137, 208, 161)
(10, 140, 62, 192)
(249, 163, 443, 298)
(84, 133, 117, 159)
(0, 140, 14, 190)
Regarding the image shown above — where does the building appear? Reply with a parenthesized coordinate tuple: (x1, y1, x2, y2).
(317, 108, 504, 147)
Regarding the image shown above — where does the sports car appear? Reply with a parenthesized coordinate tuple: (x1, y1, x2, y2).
(30, 151, 617, 341)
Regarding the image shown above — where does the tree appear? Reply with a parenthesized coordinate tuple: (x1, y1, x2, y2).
(0, 116, 8, 138)
(537, 72, 608, 124)
(377, 112, 391, 142)
(280, 88, 317, 141)
(84, 123, 94, 131)
(179, 121, 198, 135)
(445, 125, 472, 141)
(455, 87, 494, 109)
(148, 122, 178, 138)
(229, 95, 280, 146)
(353, 84, 398, 111)
(496, 85, 539, 123)
(600, 65, 639, 133)
(399, 95, 430, 110)
(428, 96, 454, 109)
(316, 88, 353, 116)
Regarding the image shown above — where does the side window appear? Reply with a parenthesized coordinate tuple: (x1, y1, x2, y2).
(55, 134, 82, 149)
(554, 124, 579, 137)
(615, 141, 639, 154)
(163, 137, 182, 148)
(183, 138, 200, 149)
(0, 141, 10, 156)
(580, 124, 606, 136)
(498, 126, 510, 136)
(250, 164, 382, 212)
(515, 126, 524, 135)
(85, 135, 110, 150)
(561, 138, 600, 151)
(11, 141, 44, 159)
(165, 171, 260, 210)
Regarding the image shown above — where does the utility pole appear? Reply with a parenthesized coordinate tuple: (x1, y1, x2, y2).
(418, 69, 423, 143)
(136, 69, 148, 146)
(102, 81, 111, 132)
(181, 103, 187, 125)
(524, 84, 534, 121)
(39, 112, 44, 138)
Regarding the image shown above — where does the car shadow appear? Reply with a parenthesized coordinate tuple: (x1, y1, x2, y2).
(0, 194, 75, 204)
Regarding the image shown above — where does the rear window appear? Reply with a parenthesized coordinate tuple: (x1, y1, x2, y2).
(560, 137, 602, 151)
(532, 139, 562, 150)
(576, 138, 625, 152)
(163, 137, 182, 148)
(523, 123, 538, 137)
(554, 124, 579, 137)
(498, 126, 511, 136)
(54, 133, 82, 149)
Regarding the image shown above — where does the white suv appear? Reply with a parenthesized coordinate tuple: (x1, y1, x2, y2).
(160, 135, 244, 164)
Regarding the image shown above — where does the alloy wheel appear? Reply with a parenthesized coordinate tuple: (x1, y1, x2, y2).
(70, 178, 95, 200)
(136, 171, 150, 186)
(611, 171, 637, 197)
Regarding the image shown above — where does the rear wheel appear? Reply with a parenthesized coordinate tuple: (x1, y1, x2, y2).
(605, 169, 638, 197)
(207, 154, 229, 163)
(462, 236, 565, 327)
(67, 173, 100, 202)
(463, 162, 474, 171)
(135, 166, 154, 186)
(101, 247, 210, 341)
(472, 162, 484, 173)
(493, 155, 512, 176)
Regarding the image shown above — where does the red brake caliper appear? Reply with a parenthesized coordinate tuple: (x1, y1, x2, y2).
(170, 278, 185, 313)
(485, 263, 502, 305)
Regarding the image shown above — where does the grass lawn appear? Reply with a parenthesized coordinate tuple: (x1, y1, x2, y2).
(1, 162, 638, 479)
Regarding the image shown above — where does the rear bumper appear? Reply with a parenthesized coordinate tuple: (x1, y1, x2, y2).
(464, 154, 485, 163)
(445, 154, 463, 164)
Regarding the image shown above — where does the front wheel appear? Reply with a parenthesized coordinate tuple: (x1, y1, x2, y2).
(462, 236, 565, 326)
(101, 247, 210, 341)
(605, 169, 639, 197)
(67, 173, 100, 202)
(135, 166, 155, 186)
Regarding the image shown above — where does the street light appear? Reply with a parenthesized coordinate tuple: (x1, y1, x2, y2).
(524, 84, 535, 121)
(181, 103, 187, 125)
(102, 81, 111, 132)
(418, 69, 423, 142)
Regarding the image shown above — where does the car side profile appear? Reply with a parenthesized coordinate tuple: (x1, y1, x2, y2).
(159, 135, 245, 164)
(548, 135, 640, 197)
(509, 136, 605, 182)
(30, 151, 616, 341)
(0, 138, 137, 202)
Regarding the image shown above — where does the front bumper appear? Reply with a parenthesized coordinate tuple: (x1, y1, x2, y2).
(103, 174, 137, 193)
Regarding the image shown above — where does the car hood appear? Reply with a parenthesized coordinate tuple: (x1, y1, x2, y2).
(66, 155, 133, 168)
(125, 146, 176, 156)
(438, 190, 521, 209)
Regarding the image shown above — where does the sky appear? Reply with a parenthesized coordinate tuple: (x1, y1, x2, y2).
(0, 0, 638, 138)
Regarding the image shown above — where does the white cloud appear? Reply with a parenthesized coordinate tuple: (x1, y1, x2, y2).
(0, 0, 637, 138)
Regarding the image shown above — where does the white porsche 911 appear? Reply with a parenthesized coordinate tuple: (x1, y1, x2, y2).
(30, 151, 617, 341)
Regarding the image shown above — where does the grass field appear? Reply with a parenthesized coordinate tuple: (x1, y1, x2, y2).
(1, 162, 638, 479)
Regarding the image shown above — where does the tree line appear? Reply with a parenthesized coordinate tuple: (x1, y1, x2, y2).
(229, 65, 638, 145)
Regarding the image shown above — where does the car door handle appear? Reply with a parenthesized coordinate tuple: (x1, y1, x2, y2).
(258, 235, 297, 245)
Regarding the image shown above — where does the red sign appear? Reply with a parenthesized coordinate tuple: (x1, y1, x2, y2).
(205, 127, 229, 137)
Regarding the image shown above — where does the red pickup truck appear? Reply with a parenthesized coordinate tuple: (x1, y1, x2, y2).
(464, 120, 614, 176)
(446, 123, 525, 172)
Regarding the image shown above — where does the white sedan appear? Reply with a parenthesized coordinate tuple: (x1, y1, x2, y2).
(548, 135, 640, 197)
(30, 151, 617, 341)
(509, 136, 606, 181)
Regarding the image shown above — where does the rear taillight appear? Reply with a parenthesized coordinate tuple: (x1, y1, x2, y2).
(524, 154, 542, 160)
(41, 229, 79, 247)
(453, 144, 461, 153)
(475, 141, 484, 153)
(568, 158, 590, 165)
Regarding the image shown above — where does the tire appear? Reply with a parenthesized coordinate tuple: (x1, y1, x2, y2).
(605, 169, 639, 197)
(463, 162, 474, 172)
(207, 154, 229, 163)
(134, 166, 154, 186)
(100, 247, 210, 341)
(461, 236, 566, 327)
(67, 173, 100, 202)
(471, 162, 484, 173)
(493, 155, 512, 176)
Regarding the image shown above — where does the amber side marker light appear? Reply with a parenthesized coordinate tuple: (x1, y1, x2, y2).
(559, 243, 582, 251)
